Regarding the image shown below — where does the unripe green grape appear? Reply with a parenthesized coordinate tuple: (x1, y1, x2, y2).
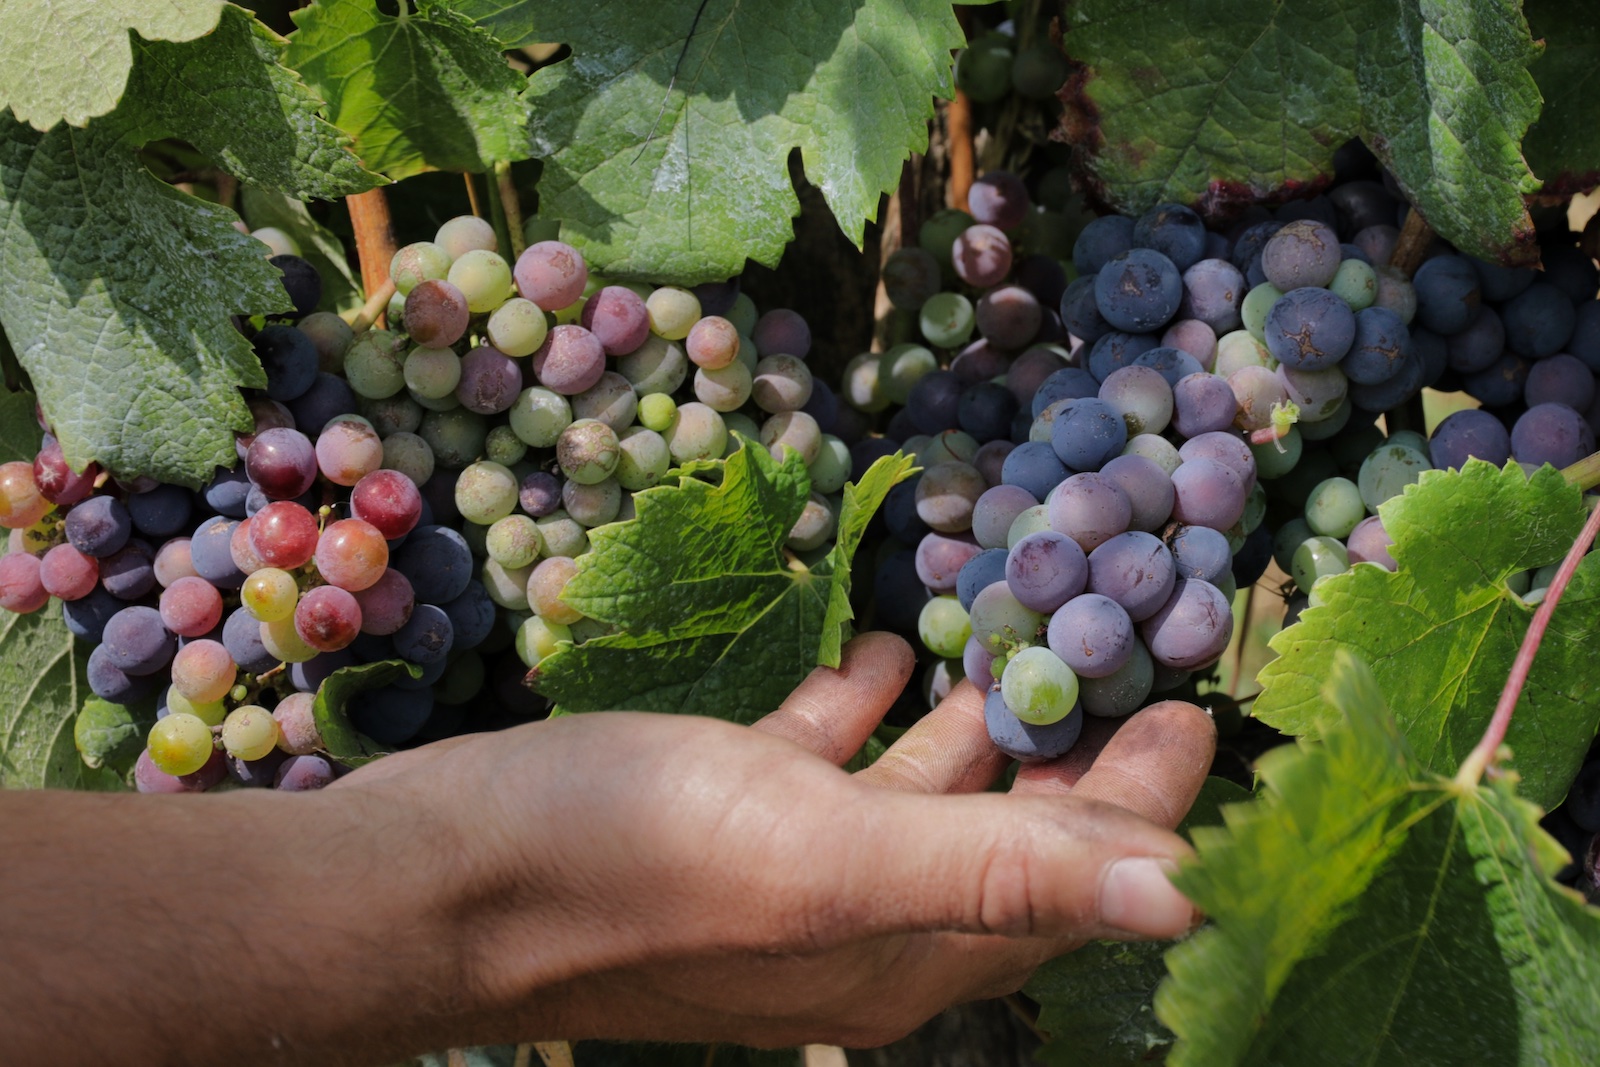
(807, 435, 852, 495)
(561, 478, 622, 527)
(508, 386, 573, 448)
(694, 362, 752, 412)
(1241, 283, 1284, 342)
(616, 335, 688, 396)
(1304, 477, 1364, 539)
(571, 372, 639, 430)
(969, 583, 1045, 655)
(646, 286, 701, 339)
(556, 419, 621, 485)
(408, 387, 460, 413)
(448, 248, 514, 313)
(251, 227, 300, 257)
(722, 412, 759, 447)
(1250, 426, 1303, 480)
(487, 297, 550, 357)
(221, 705, 280, 762)
(725, 291, 758, 336)
(387, 290, 408, 331)
(919, 430, 979, 467)
(390, 241, 452, 296)
(516, 615, 572, 668)
(242, 567, 298, 622)
(663, 402, 727, 465)
(165, 688, 225, 727)
(1330, 259, 1377, 311)
(919, 208, 974, 269)
(148, 714, 215, 776)
(761, 410, 821, 465)
(637, 392, 677, 432)
(460, 518, 490, 558)
(534, 510, 589, 559)
(787, 493, 836, 552)
(751, 354, 813, 414)
(918, 595, 972, 659)
(484, 425, 528, 466)
(920, 292, 975, 348)
(344, 331, 408, 399)
(359, 393, 424, 437)
(435, 214, 497, 259)
(482, 559, 534, 610)
(615, 426, 671, 490)
(1358, 444, 1430, 514)
(418, 409, 488, 468)
(1273, 516, 1315, 573)
(1006, 504, 1052, 548)
(456, 461, 519, 525)
(1242, 482, 1267, 535)
(487, 515, 543, 568)
(404, 347, 462, 399)
(841, 352, 890, 412)
(881, 343, 939, 405)
(299, 311, 354, 373)
(734, 333, 758, 373)
(262, 617, 318, 663)
(1001, 646, 1079, 726)
(381, 432, 435, 487)
(955, 34, 1013, 103)
(1291, 535, 1349, 592)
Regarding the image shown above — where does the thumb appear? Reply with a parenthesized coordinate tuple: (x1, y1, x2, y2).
(832, 789, 1199, 942)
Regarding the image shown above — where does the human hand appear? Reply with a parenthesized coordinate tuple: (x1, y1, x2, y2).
(338, 630, 1216, 1051)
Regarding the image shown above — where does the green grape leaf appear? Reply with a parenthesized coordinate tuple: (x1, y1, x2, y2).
(1026, 776, 1251, 1065)
(1522, 1, 1600, 196)
(0, 115, 292, 487)
(74, 696, 156, 775)
(285, 0, 533, 181)
(1059, 0, 1543, 265)
(0, 0, 223, 130)
(313, 659, 424, 767)
(817, 451, 916, 666)
(0, 385, 40, 465)
(0, 600, 120, 790)
(1158, 652, 1600, 1066)
(533, 446, 910, 721)
(456, 0, 966, 283)
(240, 185, 363, 314)
(1254, 461, 1600, 810)
(115, 4, 377, 200)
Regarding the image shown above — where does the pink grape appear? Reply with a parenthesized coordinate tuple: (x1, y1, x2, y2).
(315, 416, 383, 486)
(515, 240, 588, 311)
(294, 584, 362, 652)
(527, 556, 582, 624)
(404, 279, 470, 348)
(39, 544, 99, 600)
(249, 501, 319, 569)
(686, 315, 740, 369)
(230, 518, 268, 575)
(0, 461, 49, 529)
(531, 325, 607, 395)
(351, 568, 414, 635)
(0, 552, 48, 612)
(246, 427, 317, 500)
(273, 692, 322, 755)
(580, 286, 651, 355)
(33, 436, 97, 505)
(170, 639, 237, 703)
(158, 576, 224, 637)
(153, 539, 198, 587)
(314, 519, 388, 591)
(350, 470, 422, 541)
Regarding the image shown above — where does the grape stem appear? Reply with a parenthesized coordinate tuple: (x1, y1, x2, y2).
(946, 7, 974, 213)
(495, 161, 527, 258)
(344, 279, 397, 336)
(1387, 209, 1433, 278)
(1456, 492, 1600, 789)
(462, 173, 484, 219)
(346, 187, 397, 323)
(1561, 449, 1600, 492)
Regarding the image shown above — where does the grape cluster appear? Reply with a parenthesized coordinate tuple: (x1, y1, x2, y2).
(0, 214, 850, 793)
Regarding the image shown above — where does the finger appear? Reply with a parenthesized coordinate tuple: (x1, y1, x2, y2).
(749, 631, 914, 764)
(804, 786, 1198, 943)
(855, 679, 1009, 794)
(1014, 700, 1216, 830)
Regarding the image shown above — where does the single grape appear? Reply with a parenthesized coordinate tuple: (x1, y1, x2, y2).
(447, 248, 513, 313)
(1291, 535, 1349, 592)
(0, 552, 48, 613)
(314, 519, 389, 592)
(351, 568, 415, 635)
(918, 595, 972, 659)
(516, 615, 572, 668)
(158, 575, 224, 637)
(1001, 645, 1080, 726)
(222, 705, 280, 762)
(148, 713, 216, 776)
(1140, 579, 1233, 670)
(556, 420, 621, 485)
(1004, 531, 1087, 613)
(1046, 593, 1133, 678)
(455, 461, 519, 525)
(273, 691, 322, 755)
(170, 639, 236, 704)
(1079, 638, 1154, 718)
(242, 567, 299, 622)
(1087, 531, 1177, 622)
(394, 603, 455, 664)
(389, 241, 452, 295)
(39, 544, 99, 601)
(532, 325, 607, 396)
(435, 215, 497, 258)
(294, 584, 362, 652)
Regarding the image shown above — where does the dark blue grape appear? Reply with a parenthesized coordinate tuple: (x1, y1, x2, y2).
(1412, 255, 1481, 335)
(1178, 258, 1245, 334)
(1525, 355, 1595, 412)
(957, 548, 1009, 612)
(1046, 592, 1133, 677)
(1059, 276, 1111, 344)
(252, 324, 319, 401)
(190, 516, 245, 589)
(907, 370, 964, 435)
(1015, 254, 1069, 307)
(87, 644, 161, 704)
(1030, 367, 1100, 418)
(1412, 327, 1449, 389)
(1132, 202, 1207, 271)
(275, 753, 337, 791)
(1346, 347, 1424, 412)
(1263, 287, 1357, 370)
(1339, 243, 1371, 265)
(800, 378, 840, 435)
(1087, 331, 1159, 383)
(1130, 346, 1204, 386)
(349, 686, 434, 745)
(1502, 282, 1577, 358)
(1541, 244, 1598, 302)
(1342, 306, 1411, 385)
(268, 255, 323, 319)
(976, 285, 1042, 348)
(228, 750, 289, 789)
(390, 525, 473, 605)
(202, 466, 252, 518)
(1050, 398, 1127, 471)
(1000, 441, 1067, 501)
(290, 648, 359, 693)
(883, 478, 931, 544)
(1511, 403, 1593, 469)
(1429, 408, 1512, 470)
(1228, 221, 1283, 276)
(127, 485, 192, 539)
(394, 603, 454, 665)
(958, 381, 1019, 443)
(850, 438, 902, 483)
(288, 372, 357, 435)
(1461, 354, 1529, 409)
(1569, 301, 1600, 373)
(441, 580, 496, 650)
(873, 547, 929, 632)
(1329, 181, 1398, 235)
(1469, 256, 1536, 303)
(984, 684, 1084, 762)
(1167, 524, 1231, 584)
(101, 605, 175, 675)
(1445, 307, 1504, 374)
(100, 540, 155, 600)
(1072, 215, 1135, 276)
(1232, 524, 1273, 587)
(65, 495, 131, 558)
(62, 587, 122, 643)
(1087, 531, 1176, 622)
(1260, 220, 1341, 291)
(1273, 196, 1339, 232)
(1094, 249, 1182, 333)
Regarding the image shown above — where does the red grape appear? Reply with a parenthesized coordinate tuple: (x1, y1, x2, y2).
(158, 576, 224, 637)
(294, 584, 362, 651)
(249, 501, 319, 569)
(350, 470, 422, 540)
(314, 519, 388, 591)
(39, 544, 99, 600)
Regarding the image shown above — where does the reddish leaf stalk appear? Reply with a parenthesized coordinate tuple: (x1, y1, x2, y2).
(1388, 209, 1433, 278)
(946, 7, 974, 213)
(346, 187, 397, 322)
(1457, 496, 1600, 787)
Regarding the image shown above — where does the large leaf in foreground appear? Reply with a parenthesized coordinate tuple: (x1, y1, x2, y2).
(286, 0, 533, 180)
(116, 4, 377, 200)
(0, 117, 290, 486)
(1158, 653, 1600, 1065)
(1254, 462, 1600, 809)
(0, 0, 222, 130)
(460, 0, 966, 282)
(534, 446, 912, 721)
(1059, 0, 1543, 265)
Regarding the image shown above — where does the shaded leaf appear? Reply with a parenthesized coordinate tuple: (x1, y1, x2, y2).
(1522, 1, 1600, 195)
(312, 659, 422, 767)
(1059, 0, 1543, 264)
(1253, 461, 1600, 810)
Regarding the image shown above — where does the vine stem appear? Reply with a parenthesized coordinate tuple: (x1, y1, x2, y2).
(1388, 208, 1433, 278)
(463, 172, 484, 218)
(946, 8, 974, 212)
(495, 161, 527, 259)
(1456, 494, 1600, 789)
(346, 187, 397, 324)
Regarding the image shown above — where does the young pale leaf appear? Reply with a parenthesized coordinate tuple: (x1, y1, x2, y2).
(1060, 0, 1542, 265)
(0, 0, 222, 130)
(1522, 0, 1600, 195)
(1254, 461, 1600, 810)
(312, 659, 423, 767)
(115, 4, 377, 200)
(240, 185, 363, 314)
(285, 0, 533, 181)
(0, 600, 120, 790)
(533, 446, 911, 721)
(1158, 652, 1600, 1066)
(0, 117, 291, 487)
(454, 0, 965, 283)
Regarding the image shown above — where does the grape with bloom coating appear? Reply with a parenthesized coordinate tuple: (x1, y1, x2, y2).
(515, 241, 588, 311)
(314, 519, 388, 592)
(222, 705, 280, 762)
(1000, 646, 1079, 725)
(273, 692, 322, 755)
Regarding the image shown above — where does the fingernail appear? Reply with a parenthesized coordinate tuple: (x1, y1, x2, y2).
(1099, 856, 1195, 937)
